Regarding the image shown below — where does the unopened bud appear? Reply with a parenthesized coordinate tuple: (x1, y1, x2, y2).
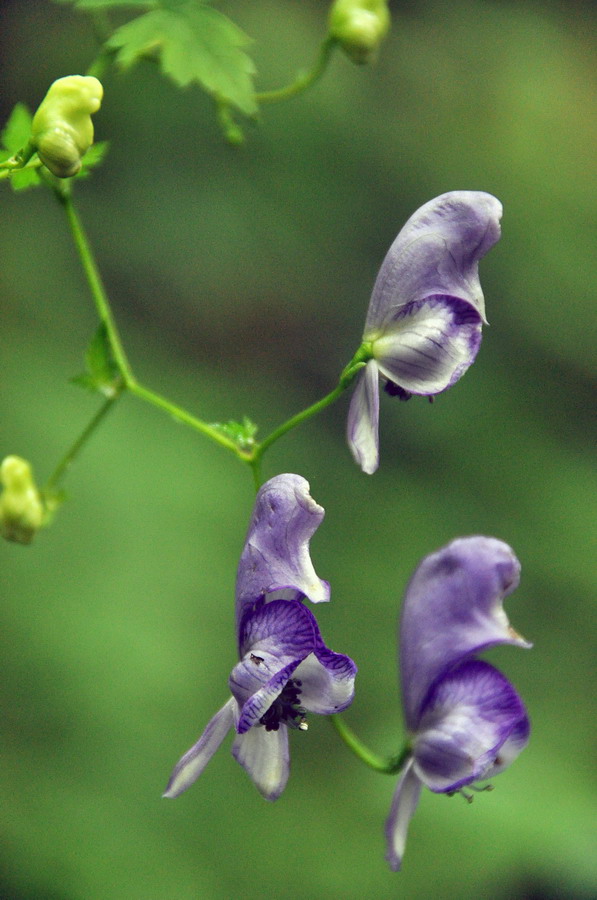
(0, 456, 44, 544)
(329, 0, 390, 65)
(31, 75, 103, 177)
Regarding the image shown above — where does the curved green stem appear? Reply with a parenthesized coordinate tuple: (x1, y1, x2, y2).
(60, 189, 135, 383)
(44, 393, 119, 495)
(256, 37, 336, 104)
(331, 714, 411, 775)
(255, 381, 347, 460)
(126, 382, 240, 455)
(58, 188, 240, 457)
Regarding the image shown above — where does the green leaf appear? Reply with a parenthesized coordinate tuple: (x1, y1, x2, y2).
(71, 324, 120, 396)
(106, 1, 257, 116)
(1, 103, 33, 154)
(76, 141, 110, 178)
(1, 104, 42, 191)
(9, 169, 42, 191)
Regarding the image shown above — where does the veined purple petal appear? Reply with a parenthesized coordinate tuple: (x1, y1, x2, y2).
(232, 722, 290, 801)
(400, 537, 531, 731)
(238, 597, 319, 660)
(294, 647, 357, 715)
(346, 359, 380, 474)
(236, 474, 330, 627)
(231, 599, 318, 729)
(412, 660, 530, 793)
(162, 697, 236, 799)
(365, 191, 502, 333)
(231, 599, 357, 729)
(373, 295, 482, 395)
(384, 758, 422, 872)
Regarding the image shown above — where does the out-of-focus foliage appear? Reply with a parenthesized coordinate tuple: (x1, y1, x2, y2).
(1, 1, 595, 898)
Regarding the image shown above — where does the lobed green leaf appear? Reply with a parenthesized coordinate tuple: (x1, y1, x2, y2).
(106, 1, 257, 115)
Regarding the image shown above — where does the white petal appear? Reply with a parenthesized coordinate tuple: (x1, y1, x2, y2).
(232, 724, 290, 801)
(384, 758, 422, 871)
(163, 697, 235, 798)
(346, 360, 380, 474)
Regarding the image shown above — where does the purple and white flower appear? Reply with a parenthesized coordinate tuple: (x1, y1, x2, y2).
(163, 474, 357, 802)
(347, 191, 503, 474)
(386, 536, 531, 871)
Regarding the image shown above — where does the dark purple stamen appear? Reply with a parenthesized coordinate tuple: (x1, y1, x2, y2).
(383, 380, 412, 401)
(259, 678, 306, 732)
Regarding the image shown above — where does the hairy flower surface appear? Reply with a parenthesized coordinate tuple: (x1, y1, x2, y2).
(164, 474, 356, 801)
(347, 191, 502, 473)
(386, 536, 531, 871)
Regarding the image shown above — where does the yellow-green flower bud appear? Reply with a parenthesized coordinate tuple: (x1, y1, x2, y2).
(31, 75, 103, 178)
(329, 0, 390, 65)
(0, 456, 44, 545)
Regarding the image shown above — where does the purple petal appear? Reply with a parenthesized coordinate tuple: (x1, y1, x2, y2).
(412, 660, 530, 793)
(236, 474, 330, 627)
(232, 723, 290, 801)
(384, 758, 422, 872)
(373, 295, 482, 395)
(400, 537, 531, 731)
(346, 359, 380, 474)
(162, 697, 235, 798)
(231, 599, 318, 731)
(365, 191, 502, 333)
(294, 646, 357, 715)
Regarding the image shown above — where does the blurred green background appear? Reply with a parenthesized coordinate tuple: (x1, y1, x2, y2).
(1, 1, 596, 898)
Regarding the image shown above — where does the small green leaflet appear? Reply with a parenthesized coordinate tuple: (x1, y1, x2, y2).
(106, 1, 257, 116)
(209, 417, 259, 452)
(71, 323, 121, 396)
(77, 141, 110, 178)
(0, 104, 41, 191)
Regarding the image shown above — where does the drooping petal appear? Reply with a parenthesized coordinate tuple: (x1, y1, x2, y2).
(232, 722, 290, 801)
(294, 646, 357, 715)
(162, 697, 236, 799)
(373, 295, 482, 395)
(384, 758, 422, 872)
(346, 359, 380, 474)
(236, 474, 330, 627)
(400, 537, 531, 731)
(412, 660, 530, 793)
(365, 191, 502, 333)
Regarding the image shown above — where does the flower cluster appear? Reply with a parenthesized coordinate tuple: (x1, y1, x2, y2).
(165, 193, 531, 872)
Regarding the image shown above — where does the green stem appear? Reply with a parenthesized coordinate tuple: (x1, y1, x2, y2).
(255, 381, 347, 461)
(252, 350, 367, 463)
(44, 394, 119, 494)
(58, 188, 240, 457)
(331, 714, 411, 775)
(256, 37, 336, 104)
(126, 382, 240, 455)
(60, 189, 135, 383)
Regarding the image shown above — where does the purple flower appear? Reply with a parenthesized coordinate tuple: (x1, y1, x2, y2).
(386, 536, 531, 871)
(347, 191, 503, 474)
(163, 474, 357, 802)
